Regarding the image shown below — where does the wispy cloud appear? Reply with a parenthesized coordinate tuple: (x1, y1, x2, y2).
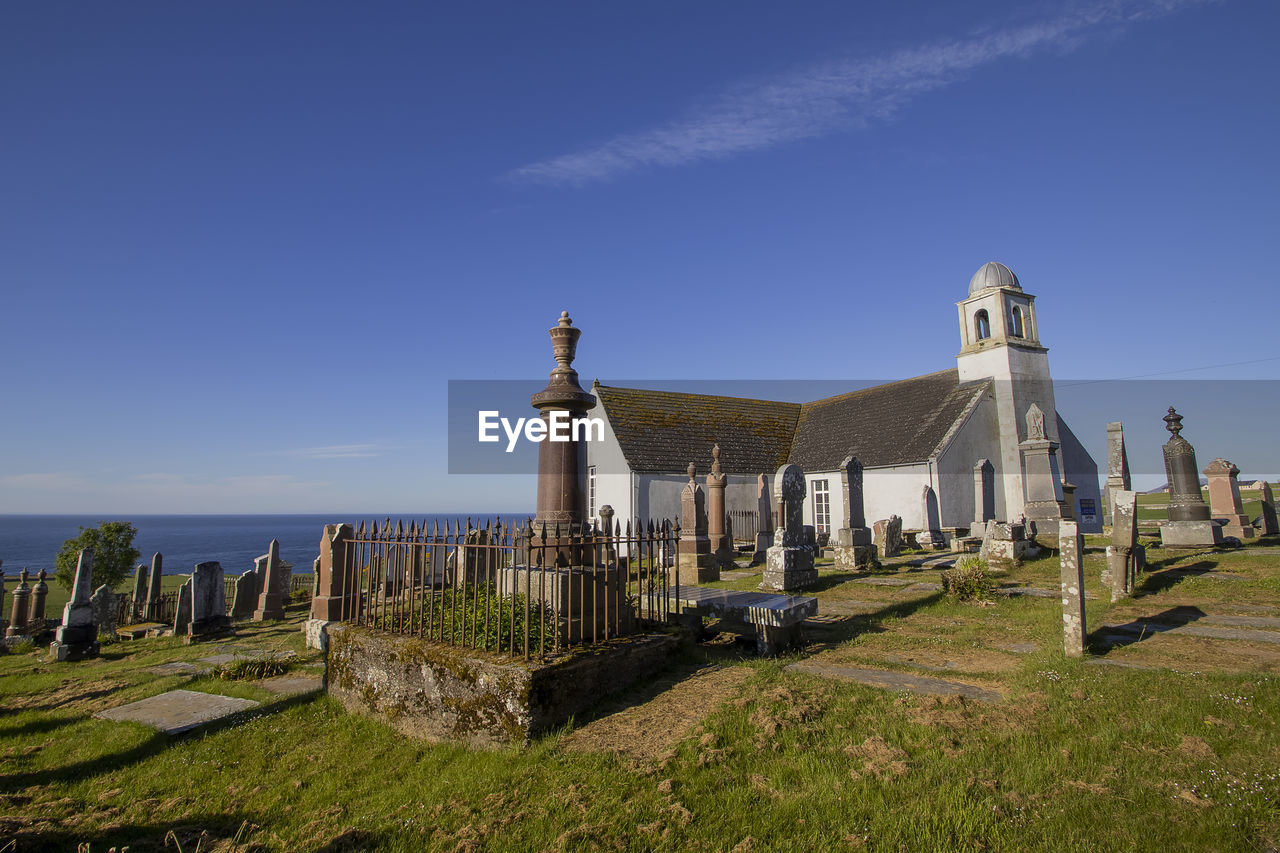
(290, 444, 383, 459)
(507, 0, 1212, 187)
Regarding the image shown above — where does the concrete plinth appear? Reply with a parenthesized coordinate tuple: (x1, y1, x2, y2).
(498, 564, 630, 644)
(761, 546, 816, 592)
(1160, 519, 1223, 548)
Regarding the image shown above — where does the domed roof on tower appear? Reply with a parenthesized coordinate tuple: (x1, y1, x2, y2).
(968, 261, 1021, 297)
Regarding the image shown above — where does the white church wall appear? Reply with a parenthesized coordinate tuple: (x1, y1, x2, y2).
(863, 463, 932, 529)
(586, 405, 636, 526)
(937, 393, 1005, 527)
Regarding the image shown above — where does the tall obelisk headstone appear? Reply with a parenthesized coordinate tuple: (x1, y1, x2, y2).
(706, 445, 734, 568)
(1259, 481, 1279, 536)
(530, 311, 597, 566)
(1204, 458, 1255, 540)
(144, 553, 165, 622)
(677, 463, 716, 584)
(253, 539, 286, 620)
(1059, 520, 1086, 657)
(131, 564, 148, 620)
(6, 569, 31, 638)
(1159, 408, 1222, 547)
(752, 473, 773, 565)
(972, 458, 994, 537)
(1103, 490, 1140, 602)
(761, 464, 816, 591)
(31, 570, 49, 625)
(50, 550, 100, 661)
(306, 523, 355, 650)
(1020, 403, 1067, 538)
(1104, 422, 1131, 526)
(833, 455, 875, 569)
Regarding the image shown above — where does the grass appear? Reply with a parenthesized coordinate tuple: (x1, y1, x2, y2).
(1134, 486, 1274, 522)
(2, 542, 1279, 851)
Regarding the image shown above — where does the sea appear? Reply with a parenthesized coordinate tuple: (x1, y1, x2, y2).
(0, 514, 530, 576)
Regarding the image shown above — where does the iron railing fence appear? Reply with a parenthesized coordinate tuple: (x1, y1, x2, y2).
(116, 590, 180, 627)
(729, 510, 761, 544)
(221, 573, 313, 608)
(330, 517, 680, 659)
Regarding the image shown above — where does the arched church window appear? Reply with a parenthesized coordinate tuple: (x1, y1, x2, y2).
(974, 310, 990, 341)
(1011, 305, 1024, 338)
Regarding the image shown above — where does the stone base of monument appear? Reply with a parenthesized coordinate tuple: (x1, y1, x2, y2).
(497, 565, 632, 644)
(675, 554, 720, 586)
(49, 624, 100, 662)
(324, 622, 680, 747)
(832, 545, 878, 570)
(1218, 516, 1257, 540)
(751, 531, 772, 565)
(182, 616, 234, 644)
(303, 618, 333, 652)
(760, 546, 817, 591)
(1160, 519, 1224, 548)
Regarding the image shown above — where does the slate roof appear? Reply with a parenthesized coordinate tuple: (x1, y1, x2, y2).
(789, 369, 991, 471)
(596, 369, 991, 475)
(594, 386, 799, 475)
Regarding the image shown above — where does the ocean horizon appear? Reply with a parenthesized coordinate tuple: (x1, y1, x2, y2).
(0, 513, 533, 577)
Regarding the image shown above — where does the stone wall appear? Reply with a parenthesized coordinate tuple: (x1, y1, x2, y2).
(325, 624, 681, 748)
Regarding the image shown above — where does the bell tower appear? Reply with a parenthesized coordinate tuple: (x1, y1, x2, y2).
(956, 262, 1060, 522)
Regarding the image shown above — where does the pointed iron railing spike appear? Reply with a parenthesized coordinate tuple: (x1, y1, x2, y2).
(466, 516, 473, 535)
(432, 519, 439, 538)
(625, 518, 632, 537)
(371, 519, 379, 538)
(396, 519, 404, 538)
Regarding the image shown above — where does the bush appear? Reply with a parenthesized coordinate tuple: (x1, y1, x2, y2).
(940, 556, 997, 602)
(55, 521, 140, 592)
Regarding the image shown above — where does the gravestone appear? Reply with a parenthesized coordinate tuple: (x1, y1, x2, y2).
(752, 473, 773, 565)
(172, 578, 193, 637)
(598, 504, 617, 565)
(1204, 458, 1255, 540)
(922, 485, 945, 549)
(253, 539, 286, 620)
(972, 458, 995, 537)
(312, 556, 322, 598)
(278, 560, 295, 602)
(706, 445, 734, 568)
(50, 549, 100, 661)
(188, 562, 232, 638)
(1259, 482, 1279, 536)
(1102, 490, 1140, 602)
(6, 569, 31, 638)
(31, 569, 48, 624)
(980, 520, 1036, 569)
(833, 455, 876, 569)
(1104, 422, 1131, 526)
(872, 515, 903, 559)
(1020, 404, 1067, 538)
(677, 463, 717, 584)
(1059, 520, 1086, 658)
(761, 464, 816, 591)
(230, 566, 260, 621)
(131, 565, 148, 620)
(145, 552, 165, 622)
(90, 585, 118, 637)
(1159, 408, 1222, 547)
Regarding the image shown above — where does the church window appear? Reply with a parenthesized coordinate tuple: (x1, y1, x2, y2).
(1011, 305, 1025, 338)
(974, 310, 990, 340)
(813, 479, 830, 533)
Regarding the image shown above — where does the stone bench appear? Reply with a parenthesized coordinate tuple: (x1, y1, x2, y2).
(668, 586, 818, 655)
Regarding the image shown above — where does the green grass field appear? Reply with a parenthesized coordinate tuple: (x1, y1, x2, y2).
(1132, 485, 1273, 522)
(2, 541, 1278, 851)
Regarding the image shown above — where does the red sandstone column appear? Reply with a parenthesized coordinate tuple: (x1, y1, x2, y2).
(312, 523, 354, 622)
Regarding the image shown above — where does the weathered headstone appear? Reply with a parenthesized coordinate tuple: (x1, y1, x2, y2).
(278, 560, 295, 602)
(677, 463, 717, 584)
(872, 515, 903, 559)
(1204, 458, 1256, 540)
(1259, 481, 1279, 536)
(922, 485, 945, 549)
(312, 555, 322, 598)
(144, 552, 165, 622)
(188, 562, 232, 638)
(172, 577, 193, 637)
(50, 549, 100, 661)
(230, 566, 260, 621)
(90, 585, 118, 637)
(1059, 520, 1086, 657)
(31, 569, 48, 624)
(253, 539, 286, 620)
(972, 458, 995, 537)
(834, 455, 875, 569)
(752, 473, 773, 565)
(1102, 489, 1140, 602)
(706, 445, 734, 568)
(1104, 422, 1131, 526)
(1159, 408, 1222, 547)
(131, 564, 148, 620)
(1020, 404, 1067, 538)
(761, 464, 816, 591)
(598, 504, 617, 565)
(979, 520, 1036, 569)
(6, 569, 31, 638)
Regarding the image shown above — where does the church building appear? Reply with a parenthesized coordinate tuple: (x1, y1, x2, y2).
(585, 262, 1103, 536)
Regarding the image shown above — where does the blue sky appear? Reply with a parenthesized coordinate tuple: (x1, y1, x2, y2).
(1, 0, 1277, 513)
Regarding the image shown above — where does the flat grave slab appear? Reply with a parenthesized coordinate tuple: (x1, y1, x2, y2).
(254, 674, 323, 696)
(811, 599, 881, 616)
(148, 661, 211, 677)
(1103, 620, 1280, 645)
(998, 586, 1098, 600)
(95, 689, 260, 734)
(905, 582, 942, 593)
(787, 662, 1001, 703)
(852, 577, 916, 587)
(197, 654, 240, 666)
(719, 570, 759, 581)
